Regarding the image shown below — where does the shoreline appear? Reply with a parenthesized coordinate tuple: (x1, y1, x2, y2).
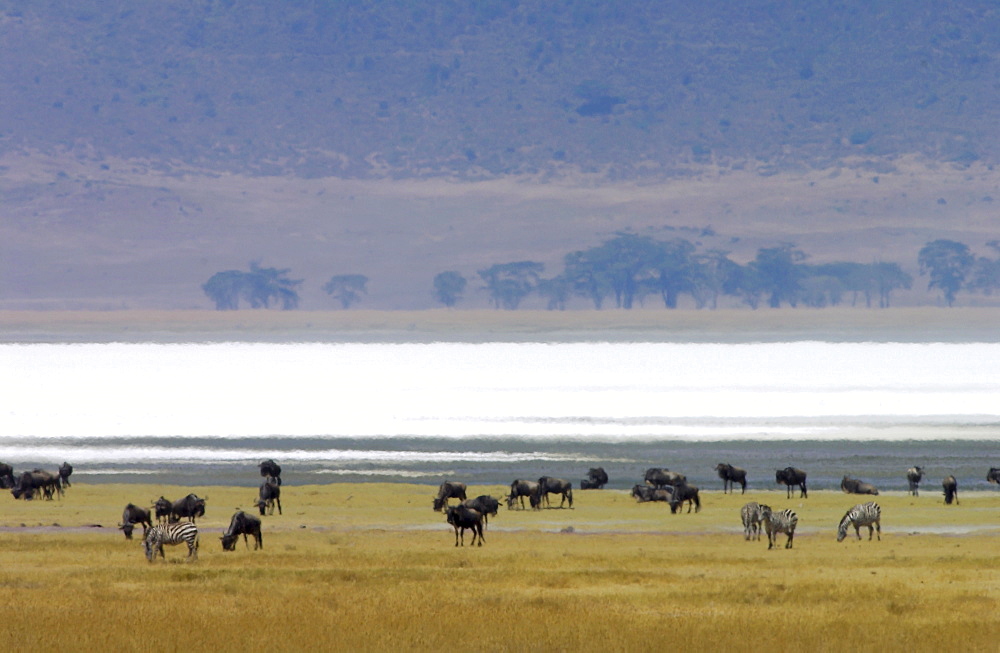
(1, 307, 999, 343)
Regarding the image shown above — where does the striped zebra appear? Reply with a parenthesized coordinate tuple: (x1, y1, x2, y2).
(760, 506, 798, 550)
(143, 522, 199, 562)
(740, 502, 767, 541)
(837, 501, 881, 542)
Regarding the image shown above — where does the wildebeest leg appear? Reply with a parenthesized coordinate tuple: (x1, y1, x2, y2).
(453, 525, 461, 547)
(276, 497, 282, 515)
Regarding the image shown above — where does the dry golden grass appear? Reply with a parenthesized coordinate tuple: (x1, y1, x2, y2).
(1, 483, 997, 651)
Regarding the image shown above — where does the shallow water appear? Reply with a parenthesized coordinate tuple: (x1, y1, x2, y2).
(1, 342, 997, 489)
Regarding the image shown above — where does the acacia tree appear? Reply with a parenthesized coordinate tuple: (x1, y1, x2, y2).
(202, 263, 302, 310)
(432, 271, 467, 307)
(968, 241, 1000, 296)
(918, 239, 973, 306)
(323, 274, 369, 308)
(750, 244, 808, 308)
(478, 261, 543, 309)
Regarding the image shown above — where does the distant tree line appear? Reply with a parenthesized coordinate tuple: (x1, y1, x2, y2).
(201, 238, 1000, 310)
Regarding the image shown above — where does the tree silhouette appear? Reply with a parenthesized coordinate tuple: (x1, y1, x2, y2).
(432, 271, 467, 307)
(750, 244, 808, 308)
(478, 261, 543, 309)
(323, 274, 369, 308)
(918, 239, 973, 306)
(202, 263, 301, 310)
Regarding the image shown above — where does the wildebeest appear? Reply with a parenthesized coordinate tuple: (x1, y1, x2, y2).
(258, 459, 282, 485)
(432, 481, 467, 512)
(906, 466, 924, 496)
(11, 469, 61, 500)
(170, 493, 207, 523)
(153, 496, 173, 523)
(256, 480, 282, 515)
(714, 463, 747, 494)
(536, 476, 573, 508)
(631, 484, 672, 503)
(643, 468, 686, 489)
(841, 475, 879, 496)
(220, 510, 263, 551)
(0, 462, 14, 489)
(775, 467, 808, 499)
(987, 468, 1000, 485)
(669, 482, 701, 514)
(942, 475, 959, 505)
(506, 479, 540, 510)
(445, 504, 484, 547)
(462, 495, 500, 528)
(58, 462, 73, 488)
(581, 467, 609, 489)
(118, 503, 153, 540)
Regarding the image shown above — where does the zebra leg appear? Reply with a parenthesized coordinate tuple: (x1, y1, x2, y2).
(875, 522, 881, 541)
(786, 532, 794, 549)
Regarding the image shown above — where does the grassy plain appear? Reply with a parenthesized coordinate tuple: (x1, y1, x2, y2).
(1, 483, 997, 651)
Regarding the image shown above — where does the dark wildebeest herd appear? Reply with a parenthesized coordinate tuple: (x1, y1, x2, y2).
(4, 456, 994, 556)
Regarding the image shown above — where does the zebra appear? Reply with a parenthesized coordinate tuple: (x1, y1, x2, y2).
(143, 522, 199, 562)
(740, 502, 767, 541)
(760, 506, 798, 550)
(837, 501, 881, 542)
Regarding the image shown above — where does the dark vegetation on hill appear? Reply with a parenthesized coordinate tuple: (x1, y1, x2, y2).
(3, 1, 999, 179)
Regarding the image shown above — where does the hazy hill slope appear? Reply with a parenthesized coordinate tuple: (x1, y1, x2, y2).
(2, 1, 1000, 311)
(2, 1, 999, 178)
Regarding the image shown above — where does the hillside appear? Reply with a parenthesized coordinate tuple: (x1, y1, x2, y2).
(1, 1, 999, 310)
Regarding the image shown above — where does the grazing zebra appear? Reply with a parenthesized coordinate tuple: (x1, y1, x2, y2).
(837, 502, 881, 542)
(143, 522, 199, 562)
(741, 502, 767, 541)
(760, 506, 798, 550)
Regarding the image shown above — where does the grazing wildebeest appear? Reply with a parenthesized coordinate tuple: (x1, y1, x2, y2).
(631, 484, 672, 503)
(987, 468, 1000, 486)
(462, 495, 500, 528)
(841, 475, 879, 496)
(942, 475, 959, 505)
(837, 502, 881, 542)
(432, 481, 467, 512)
(220, 510, 263, 551)
(118, 503, 153, 540)
(0, 462, 14, 489)
(775, 467, 808, 499)
(581, 467, 609, 489)
(536, 476, 573, 508)
(668, 482, 701, 514)
(258, 459, 282, 485)
(446, 504, 484, 547)
(170, 493, 207, 523)
(11, 470, 60, 500)
(153, 496, 173, 523)
(256, 480, 282, 516)
(506, 480, 540, 510)
(714, 463, 747, 494)
(58, 462, 73, 488)
(761, 506, 798, 549)
(143, 522, 199, 562)
(643, 468, 686, 489)
(906, 466, 924, 496)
